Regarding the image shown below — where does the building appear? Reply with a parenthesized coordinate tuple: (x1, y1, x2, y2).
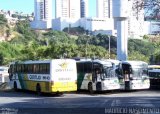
(80, 17, 114, 32)
(52, 17, 116, 36)
(55, 0, 80, 19)
(30, 0, 52, 29)
(143, 21, 160, 35)
(52, 18, 80, 31)
(80, 0, 89, 18)
(96, 0, 113, 18)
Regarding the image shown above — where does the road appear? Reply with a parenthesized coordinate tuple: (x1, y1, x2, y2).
(0, 90, 160, 114)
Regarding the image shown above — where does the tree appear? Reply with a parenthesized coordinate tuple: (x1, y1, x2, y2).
(133, 0, 160, 19)
(128, 51, 149, 62)
(0, 14, 7, 24)
(0, 53, 4, 65)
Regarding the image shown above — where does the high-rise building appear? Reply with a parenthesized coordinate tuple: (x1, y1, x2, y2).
(55, 0, 80, 18)
(31, 0, 52, 29)
(96, 0, 112, 18)
(34, 0, 52, 20)
(80, 0, 89, 18)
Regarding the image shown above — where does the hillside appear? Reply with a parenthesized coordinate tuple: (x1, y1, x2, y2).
(0, 14, 160, 65)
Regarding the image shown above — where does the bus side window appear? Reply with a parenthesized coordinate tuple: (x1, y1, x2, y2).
(28, 64, 33, 74)
(35, 64, 40, 74)
(24, 64, 28, 73)
(39, 64, 43, 74)
(21, 64, 24, 73)
(17, 65, 21, 73)
(77, 63, 84, 73)
(46, 64, 50, 74)
(13, 65, 16, 73)
(84, 62, 92, 73)
(41, 64, 45, 74)
(39, 64, 49, 74)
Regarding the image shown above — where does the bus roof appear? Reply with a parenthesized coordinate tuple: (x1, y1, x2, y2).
(121, 61, 148, 66)
(104, 59, 120, 66)
(76, 59, 113, 66)
(9, 59, 75, 64)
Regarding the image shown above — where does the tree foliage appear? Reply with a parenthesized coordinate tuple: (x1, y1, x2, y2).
(133, 0, 160, 19)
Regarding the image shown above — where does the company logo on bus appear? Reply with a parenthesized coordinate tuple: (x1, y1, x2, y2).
(59, 62, 68, 69)
(55, 62, 73, 72)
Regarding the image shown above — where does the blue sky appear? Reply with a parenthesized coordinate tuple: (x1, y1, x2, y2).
(0, 0, 96, 17)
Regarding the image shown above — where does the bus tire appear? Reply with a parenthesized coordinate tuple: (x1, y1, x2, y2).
(36, 84, 42, 96)
(13, 82, 18, 91)
(88, 83, 94, 94)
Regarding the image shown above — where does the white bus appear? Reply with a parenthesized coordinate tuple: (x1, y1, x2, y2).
(0, 66, 9, 84)
(116, 61, 150, 90)
(148, 69, 160, 89)
(8, 59, 77, 95)
(76, 59, 120, 93)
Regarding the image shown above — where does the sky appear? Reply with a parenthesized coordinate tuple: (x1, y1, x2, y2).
(0, 0, 96, 17)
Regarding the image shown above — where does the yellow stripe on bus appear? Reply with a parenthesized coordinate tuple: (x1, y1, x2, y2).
(23, 80, 77, 93)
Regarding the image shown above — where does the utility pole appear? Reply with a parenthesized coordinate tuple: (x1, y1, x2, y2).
(108, 36, 111, 59)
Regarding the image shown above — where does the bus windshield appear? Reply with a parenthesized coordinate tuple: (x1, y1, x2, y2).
(131, 67, 148, 78)
(103, 65, 115, 78)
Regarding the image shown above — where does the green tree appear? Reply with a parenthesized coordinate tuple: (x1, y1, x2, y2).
(0, 52, 4, 65)
(128, 51, 149, 63)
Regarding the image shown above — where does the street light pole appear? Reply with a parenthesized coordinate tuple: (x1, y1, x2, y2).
(85, 36, 88, 59)
(109, 36, 111, 59)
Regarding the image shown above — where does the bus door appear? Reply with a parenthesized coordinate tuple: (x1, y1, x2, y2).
(92, 63, 103, 91)
(77, 62, 93, 90)
(122, 64, 132, 90)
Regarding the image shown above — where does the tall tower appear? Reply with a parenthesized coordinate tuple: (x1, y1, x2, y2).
(113, 0, 129, 61)
(80, 0, 89, 18)
(34, 0, 52, 20)
(96, 0, 112, 18)
(55, 0, 80, 18)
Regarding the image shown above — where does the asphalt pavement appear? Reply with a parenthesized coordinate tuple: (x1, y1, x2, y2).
(0, 89, 160, 114)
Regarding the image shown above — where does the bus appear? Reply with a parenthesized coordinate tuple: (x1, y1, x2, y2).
(0, 66, 9, 84)
(8, 59, 77, 95)
(76, 59, 120, 93)
(148, 69, 160, 89)
(116, 61, 150, 90)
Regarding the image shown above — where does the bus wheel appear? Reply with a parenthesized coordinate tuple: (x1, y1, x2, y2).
(88, 83, 94, 94)
(13, 82, 18, 91)
(36, 84, 42, 96)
